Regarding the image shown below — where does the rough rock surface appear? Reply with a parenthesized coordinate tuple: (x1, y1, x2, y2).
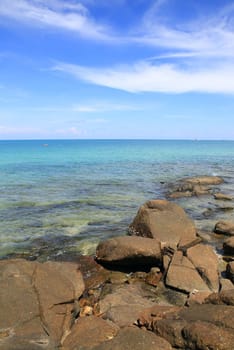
(92, 326, 173, 350)
(165, 250, 210, 293)
(184, 176, 223, 185)
(223, 236, 234, 255)
(129, 199, 197, 248)
(214, 192, 233, 201)
(214, 221, 234, 235)
(0, 259, 84, 349)
(96, 236, 161, 267)
(204, 289, 234, 305)
(186, 243, 219, 292)
(62, 316, 119, 350)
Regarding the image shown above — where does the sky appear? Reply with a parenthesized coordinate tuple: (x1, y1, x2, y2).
(0, 0, 234, 139)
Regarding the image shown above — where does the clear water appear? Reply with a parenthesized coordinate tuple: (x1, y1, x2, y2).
(0, 139, 234, 260)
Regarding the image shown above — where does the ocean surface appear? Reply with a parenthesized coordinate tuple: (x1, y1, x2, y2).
(0, 139, 234, 260)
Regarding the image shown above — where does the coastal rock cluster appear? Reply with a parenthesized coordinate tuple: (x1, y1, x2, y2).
(0, 176, 234, 350)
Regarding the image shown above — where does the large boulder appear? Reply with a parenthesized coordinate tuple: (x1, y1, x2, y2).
(165, 251, 210, 293)
(96, 236, 161, 267)
(204, 289, 234, 305)
(92, 326, 173, 350)
(186, 244, 219, 292)
(129, 200, 197, 248)
(0, 259, 85, 349)
(214, 221, 234, 236)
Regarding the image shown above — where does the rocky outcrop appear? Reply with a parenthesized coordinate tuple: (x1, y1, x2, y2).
(204, 289, 234, 305)
(129, 199, 198, 248)
(214, 221, 234, 235)
(0, 259, 84, 350)
(96, 236, 161, 267)
(214, 193, 233, 201)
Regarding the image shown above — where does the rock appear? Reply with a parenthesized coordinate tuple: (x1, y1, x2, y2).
(0, 259, 85, 349)
(186, 244, 219, 292)
(214, 193, 233, 201)
(129, 200, 197, 248)
(220, 278, 234, 291)
(165, 250, 210, 293)
(92, 326, 173, 350)
(137, 305, 181, 330)
(96, 236, 161, 267)
(186, 290, 212, 306)
(145, 267, 162, 287)
(223, 236, 234, 255)
(226, 261, 234, 283)
(62, 316, 119, 350)
(214, 221, 234, 235)
(204, 289, 234, 305)
(185, 176, 223, 185)
(151, 304, 234, 350)
(183, 321, 234, 350)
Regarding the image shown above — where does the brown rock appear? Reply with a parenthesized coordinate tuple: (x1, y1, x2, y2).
(186, 290, 212, 306)
(223, 236, 234, 255)
(214, 193, 233, 201)
(92, 326, 173, 350)
(185, 176, 223, 185)
(183, 321, 234, 350)
(220, 278, 234, 291)
(96, 236, 161, 267)
(129, 199, 197, 248)
(137, 305, 180, 330)
(0, 259, 85, 349)
(226, 261, 234, 283)
(214, 221, 234, 235)
(62, 316, 119, 349)
(166, 251, 210, 293)
(145, 267, 162, 286)
(153, 318, 187, 348)
(204, 289, 234, 305)
(187, 244, 219, 292)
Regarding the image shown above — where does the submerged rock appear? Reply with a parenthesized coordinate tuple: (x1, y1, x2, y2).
(214, 193, 233, 201)
(129, 199, 197, 249)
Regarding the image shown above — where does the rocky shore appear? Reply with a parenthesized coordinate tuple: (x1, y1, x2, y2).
(0, 176, 234, 350)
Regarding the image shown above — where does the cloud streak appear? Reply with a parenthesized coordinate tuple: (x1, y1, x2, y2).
(54, 61, 234, 94)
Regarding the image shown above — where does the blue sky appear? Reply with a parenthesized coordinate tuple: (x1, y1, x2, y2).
(0, 0, 234, 139)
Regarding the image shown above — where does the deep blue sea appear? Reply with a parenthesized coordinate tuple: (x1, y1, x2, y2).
(0, 139, 234, 260)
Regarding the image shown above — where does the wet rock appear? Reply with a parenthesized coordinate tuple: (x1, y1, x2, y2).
(223, 236, 234, 255)
(186, 243, 219, 292)
(226, 261, 234, 283)
(165, 250, 210, 293)
(214, 193, 233, 201)
(204, 289, 234, 305)
(184, 176, 223, 185)
(96, 236, 162, 267)
(62, 316, 119, 350)
(0, 259, 85, 349)
(214, 221, 234, 236)
(129, 199, 197, 249)
(92, 326, 173, 350)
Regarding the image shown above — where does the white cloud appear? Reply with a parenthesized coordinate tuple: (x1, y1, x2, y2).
(53, 60, 234, 94)
(72, 103, 142, 113)
(0, 0, 110, 40)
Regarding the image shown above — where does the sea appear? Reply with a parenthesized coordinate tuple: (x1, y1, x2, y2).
(0, 139, 234, 261)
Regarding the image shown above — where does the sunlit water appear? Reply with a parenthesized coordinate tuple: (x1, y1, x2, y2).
(0, 140, 234, 260)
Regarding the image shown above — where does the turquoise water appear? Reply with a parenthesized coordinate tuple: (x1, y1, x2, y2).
(0, 140, 234, 259)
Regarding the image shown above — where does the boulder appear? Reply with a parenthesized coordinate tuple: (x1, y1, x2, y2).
(96, 236, 161, 267)
(92, 326, 173, 350)
(129, 200, 197, 248)
(186, 244, 219, 292)
(226, 261, 234, 283)
(0, 259, 85, 349)
(204, 289, 234, 305)
(184, 176, 223, 185)
(165, 251, 210, 293)
(214, 221, 234, 236)
(214, 193, 233, 201)
(62, 316, 119, 350)
(223, 236, 234, 255)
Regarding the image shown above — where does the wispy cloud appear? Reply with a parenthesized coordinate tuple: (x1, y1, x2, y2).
(0, 0, 111, 40)
(53, 60, 234, 94)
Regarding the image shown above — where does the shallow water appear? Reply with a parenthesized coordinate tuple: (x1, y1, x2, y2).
(0, 139, 234, 260)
